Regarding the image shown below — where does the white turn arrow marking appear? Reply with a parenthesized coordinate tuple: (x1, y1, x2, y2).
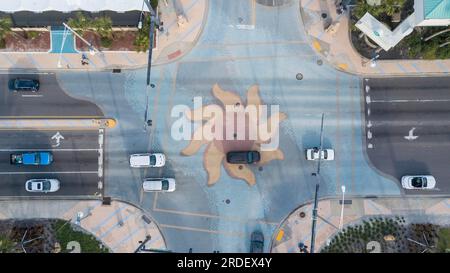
(404, 127, 418, 141)
(51, 131, 65, 147)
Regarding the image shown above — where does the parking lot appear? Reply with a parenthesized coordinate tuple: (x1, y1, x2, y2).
(0, 130, 103, 196)
(364, 76, 450, 195)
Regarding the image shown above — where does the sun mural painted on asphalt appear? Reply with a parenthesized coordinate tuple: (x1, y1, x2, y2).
(181, 84, 287, 186)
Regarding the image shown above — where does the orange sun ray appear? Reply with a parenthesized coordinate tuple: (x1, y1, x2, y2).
(212, 83, 243, 107)
(204, 142, 224, 186)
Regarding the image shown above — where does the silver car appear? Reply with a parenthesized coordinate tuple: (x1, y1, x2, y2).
(25, 179, 60, 193)
(142, 178, 176, 192)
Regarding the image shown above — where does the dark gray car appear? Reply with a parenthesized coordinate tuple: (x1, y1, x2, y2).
(226, 151, 261, 164)
(8, 79, 40, 92)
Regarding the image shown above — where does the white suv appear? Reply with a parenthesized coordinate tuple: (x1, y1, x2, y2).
(130, 153, 166, 168)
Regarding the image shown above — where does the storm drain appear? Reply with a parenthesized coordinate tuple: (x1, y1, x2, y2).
(112, 68, 122, 73)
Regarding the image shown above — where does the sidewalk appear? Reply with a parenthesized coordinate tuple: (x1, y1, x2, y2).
(0, 0, 208, 71)
(271, 196, 450, 253)
(0, 118, 116, 129)
(0, 199, 167, 253)
(300, 0, 450, 76)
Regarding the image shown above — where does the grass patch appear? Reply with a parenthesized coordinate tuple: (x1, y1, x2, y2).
(53, 219, 109, 253)
(437, 228, 450, 253)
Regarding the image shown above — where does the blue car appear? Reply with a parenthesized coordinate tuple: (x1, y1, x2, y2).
(10, 152, 53, 165)
(8, 78, 40, 92)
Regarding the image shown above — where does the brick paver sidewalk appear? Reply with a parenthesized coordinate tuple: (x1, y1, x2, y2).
(300, 0, 450, 76)
(271, 196, 450, 253)
(0, 0, 208, 71)
(0, 199, 167, 253)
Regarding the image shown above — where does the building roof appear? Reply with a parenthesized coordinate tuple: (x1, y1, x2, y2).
(356, 12, 415, 51)
(424, 0, 450, 19)
(0, 0, 150, 13)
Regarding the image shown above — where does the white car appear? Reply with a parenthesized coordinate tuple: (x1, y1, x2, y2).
(306, 147, 335, 161)
(142, 178, 176, 192)
(25, 179, 60, 193)
(130, 153, 166, 168)
(401, 175, 436, 190)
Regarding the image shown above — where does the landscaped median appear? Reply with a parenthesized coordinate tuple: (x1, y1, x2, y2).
(271, 197, 450, 253)
(0, 199, 167, 253)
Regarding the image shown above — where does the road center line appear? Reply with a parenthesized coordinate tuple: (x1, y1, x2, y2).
(371, 99, 450, 103)
(0, 148, 99, 152)
(0, 171, 98, 175)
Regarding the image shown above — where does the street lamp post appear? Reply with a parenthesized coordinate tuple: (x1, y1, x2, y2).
(339, 185, 346, 230)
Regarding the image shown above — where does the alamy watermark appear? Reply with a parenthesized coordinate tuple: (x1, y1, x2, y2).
(170, 97, 282, 151)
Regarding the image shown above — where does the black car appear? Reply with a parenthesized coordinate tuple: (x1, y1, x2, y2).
(226, 151, 261, 164)
(8, 79, 40, 92)
(250, 231, 264, 253)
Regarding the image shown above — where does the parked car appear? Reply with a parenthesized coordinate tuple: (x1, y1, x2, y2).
(250, 231, 264, 253)
(401, 175, 436, 190)
(142, 178, 176, 192)
(305, 147, 335, 161)
(8, 78, 40, 92)
(129, 153, 166, 168)
(25, 179, 60, 193)
(226, 151, 261, 164)
(10, 152, 53, 165)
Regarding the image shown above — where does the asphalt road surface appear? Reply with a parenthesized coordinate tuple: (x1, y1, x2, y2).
(0, 130, 103, 196)
(364, 76, 450, 195)
(0, 73, 103, 117)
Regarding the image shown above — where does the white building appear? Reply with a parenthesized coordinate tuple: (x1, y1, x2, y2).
(356, 0, 450, 51)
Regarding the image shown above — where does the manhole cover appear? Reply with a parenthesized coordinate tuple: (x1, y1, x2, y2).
(299, 212, 306, 218)
(225, 199, 231, 204)
(296, 73, 303, 80)
(321, 13, 328, 19)
(317, 59, 323, 65)
(239, 165, 243, 170)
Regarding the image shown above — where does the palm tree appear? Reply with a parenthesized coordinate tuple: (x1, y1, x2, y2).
(0, 17, 12, 48)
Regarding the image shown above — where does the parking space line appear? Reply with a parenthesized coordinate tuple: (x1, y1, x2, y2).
(0, 171, 98, 175)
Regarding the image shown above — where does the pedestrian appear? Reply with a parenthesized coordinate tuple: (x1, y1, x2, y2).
(81, 53, 89, 65)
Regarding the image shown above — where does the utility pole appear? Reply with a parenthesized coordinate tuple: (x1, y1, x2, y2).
(142, 0, 160, 129)
(310, 113, 325, 253)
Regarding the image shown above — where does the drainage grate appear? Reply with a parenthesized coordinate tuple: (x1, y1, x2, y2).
(112, 69, 122, 73)
(142, 215, 152, 224)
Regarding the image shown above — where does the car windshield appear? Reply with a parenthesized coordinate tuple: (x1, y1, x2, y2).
(149, 155, 157, 166)
(323, 150, 328, 159)
(161, 180, 169, 190)
(412, 177, 425, 187)
(42, 181, 51, 191)
(247, 152, 253, 163)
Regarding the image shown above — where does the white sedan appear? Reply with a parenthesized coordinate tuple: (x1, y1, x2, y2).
(25, 179, 60, 193)
(130, 153, 166, 168)
(142, 178, 176, 192)
(401, 175, 436, 190)
(306, 147, 335, 161)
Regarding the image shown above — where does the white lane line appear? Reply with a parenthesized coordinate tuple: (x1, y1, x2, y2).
(0, 171, 98, 175)
(21, 94, 43, 98)
(371, 99, 450, 103)
(0, 149, 99, 152)
(98, 129, 104, 179)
